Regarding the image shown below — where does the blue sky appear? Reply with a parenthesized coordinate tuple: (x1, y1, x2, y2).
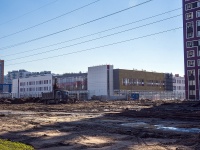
(0, 0, 183, 75)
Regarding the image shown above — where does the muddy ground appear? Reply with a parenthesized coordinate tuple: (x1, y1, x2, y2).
(0, 100, 200, 150)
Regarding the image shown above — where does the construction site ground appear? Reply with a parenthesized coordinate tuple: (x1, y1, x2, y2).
(0, 100, 200, 150)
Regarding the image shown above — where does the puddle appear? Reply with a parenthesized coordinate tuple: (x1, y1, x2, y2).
(155, 125, 200, 133)
(121, 122, 200, 133)
(0, 110, 36, 115)
(121, 122, 148, 127)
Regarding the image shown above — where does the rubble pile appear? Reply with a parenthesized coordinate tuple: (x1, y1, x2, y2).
(0, 97, 41, 104)
(119, 101, 200, 121)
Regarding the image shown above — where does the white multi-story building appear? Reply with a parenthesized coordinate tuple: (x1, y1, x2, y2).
(173, 74, 185, 100)
(5, 70, 51, 84)
(12, 74, 53, 98)
(88, 65, 113, 98)
(5, 70, 31, 84)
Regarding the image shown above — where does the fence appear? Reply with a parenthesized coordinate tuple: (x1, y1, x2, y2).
(11, 90, 185, 100)
(114, 90, 185, 100)
(0, 93, 12, 98)
(12, 90, 89, 100)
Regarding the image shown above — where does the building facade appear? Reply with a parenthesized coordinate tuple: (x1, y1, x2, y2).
(88, 65, 113, 98)
(183, 0, 200, 99)
(113, 69, 173, 93)
(12, 74, 53, 98)
(173, 74, 185, 99)
(5, 70, 51, 84)
(56, 73, 87, 91)
(56, 73, 88, 100)
(5, 70, 30, 84)
(0, 60, 4, 84)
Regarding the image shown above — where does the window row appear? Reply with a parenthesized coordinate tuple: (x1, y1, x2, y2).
(186, 10, 200, 20)
(58, 77, 86, 83)
(185, 1, 200, 11)
(19, 93, 42, 98)
(173, 79, 185, 84)
(186, 20, 200, 38)
(58, 83, 86, 90)
(186, 49, 200, 58)
(20, 86, 51, 92)
(122, 78, 164, 86)
(173, 86, 185, 90)
(187, 59, 200, 67)
(186, 39, 200, 48)
(20, 80, 51, 86)
(187, 69, 200, 77)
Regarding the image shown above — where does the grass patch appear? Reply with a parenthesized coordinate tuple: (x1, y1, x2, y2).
(0, 139, 34, 150)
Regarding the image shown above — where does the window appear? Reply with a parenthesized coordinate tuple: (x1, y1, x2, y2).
(185, 3, 192, 10)
(186, 22, 194, 38)
(187, 60, 195, 67)
(197, 20, 200, 26)
(197, 10, 200, 18)
(189, 90, 195, 95)
(29, 81, 35, 85)
(186, 41, 193, 48)
(189, 80, 195, 85)
(44, 87, 48, 91)
(20, 88, 25, 92)
(187, 50, 195, 58)
(197, 31, 200, 37)
(188, 70, 195, 76)
(44, 80, 48, 84)
(197, 20, 200, 27)
(38, 80, 43, 85)
(198, 59, 200, 66)
(186, 12, 193, 20)
(198, 1, 200, 7)
(37, 87, 43, 91)
(197, 21, 200, 37)
(187, 32, 193, 38)
(20, 82, 25, 86)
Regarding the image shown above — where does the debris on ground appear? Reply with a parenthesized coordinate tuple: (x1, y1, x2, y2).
(0, 100, 199, 150)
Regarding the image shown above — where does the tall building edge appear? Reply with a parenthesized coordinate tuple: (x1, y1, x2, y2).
(183, 0, 200, 100)
(183, 0, 189, 100)
(0, 60, 4, 84)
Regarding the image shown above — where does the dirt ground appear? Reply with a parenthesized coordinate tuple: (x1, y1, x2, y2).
(0, 100, 200, 150)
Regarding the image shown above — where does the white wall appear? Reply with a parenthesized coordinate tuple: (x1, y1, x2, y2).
(109, 65, 113, 96)
(12, 74, 53, 98)
(173, 76, 185, 99)
(88, 65, 113, 98)
(12, 79, 19, 98)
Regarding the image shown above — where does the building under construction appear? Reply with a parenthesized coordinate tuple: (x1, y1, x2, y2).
(113, 69, 173, 92)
